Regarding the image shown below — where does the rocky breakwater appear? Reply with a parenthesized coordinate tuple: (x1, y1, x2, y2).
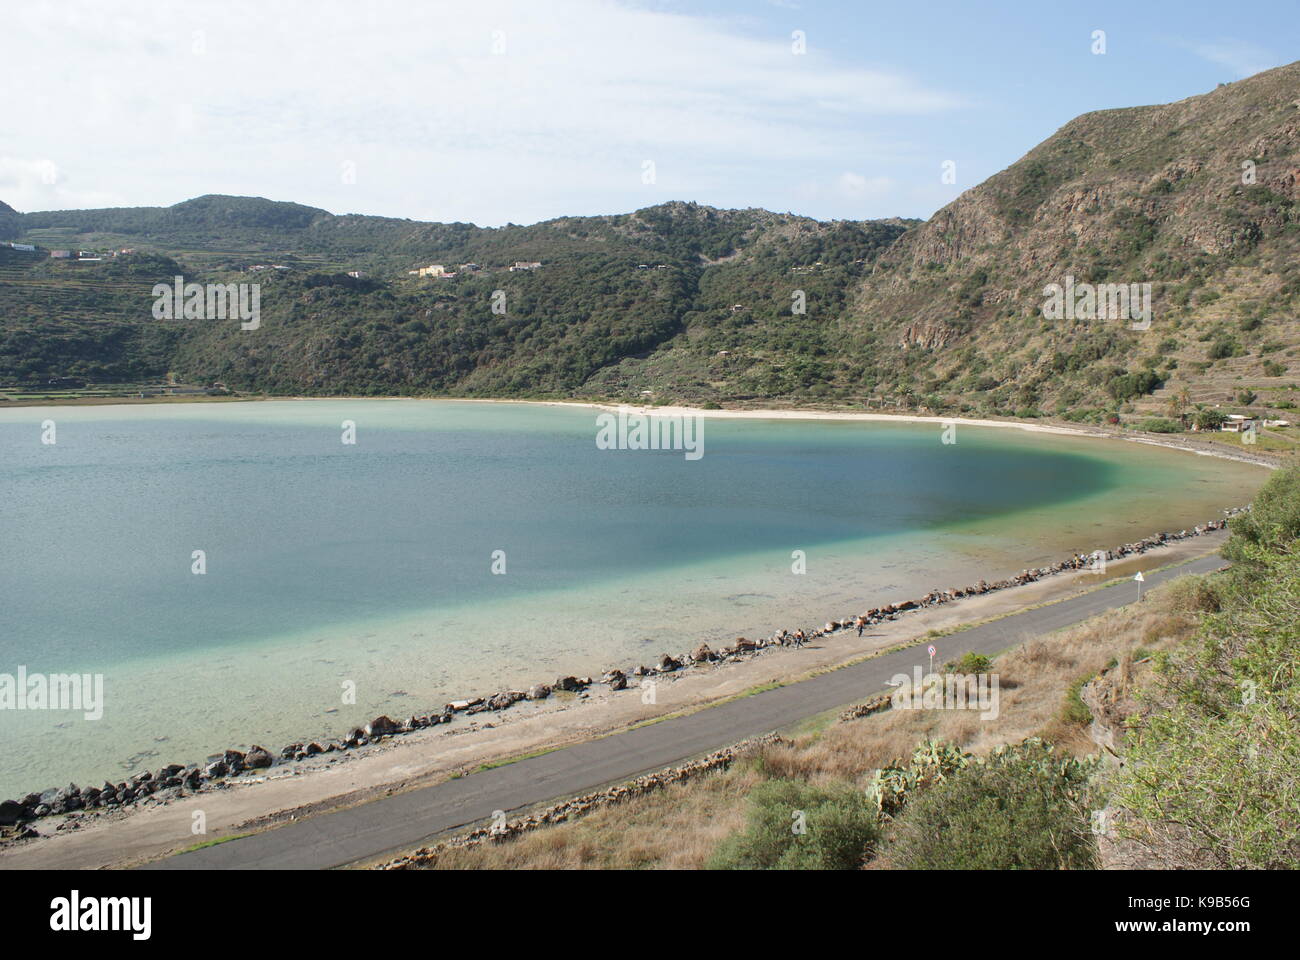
(1, 508, 1244, 840)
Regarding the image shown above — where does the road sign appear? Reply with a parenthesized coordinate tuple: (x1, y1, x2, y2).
(1135, 570, 1145, 600)
(927, 644, 936, 657)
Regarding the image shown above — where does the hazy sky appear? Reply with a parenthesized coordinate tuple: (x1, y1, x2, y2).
(3, 0, 1296, 225)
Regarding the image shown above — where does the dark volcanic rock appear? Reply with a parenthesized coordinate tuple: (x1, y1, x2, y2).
(365, 716, 400, 738)
(656, 654, 681, 673)
(244, 746, 273, 769)
(0, 799, 23, 826)
(204, 759, 229, 779)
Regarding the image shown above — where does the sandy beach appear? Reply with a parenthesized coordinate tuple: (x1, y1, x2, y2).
(539, 400, 1282, 469)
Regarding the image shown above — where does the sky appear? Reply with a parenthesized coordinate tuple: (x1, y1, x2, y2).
(3, 0, 1298, 227)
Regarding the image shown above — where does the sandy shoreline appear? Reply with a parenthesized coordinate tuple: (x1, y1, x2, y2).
(0, 528, 1230, 870)
(534, 399, 1282, 469)
(5, 394, 1276, 468)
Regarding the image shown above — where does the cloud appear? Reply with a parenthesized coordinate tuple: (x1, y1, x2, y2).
(2, 0, 961, 224)
(835, 172, 894, 199)
(0, 157, 124, 213)
(1183, 38, 1280, 79)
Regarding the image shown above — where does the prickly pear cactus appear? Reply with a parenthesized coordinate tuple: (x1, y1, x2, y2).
(866, 739, 969, 818)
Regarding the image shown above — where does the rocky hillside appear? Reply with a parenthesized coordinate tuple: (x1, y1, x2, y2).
(836, 60, 1300, 420)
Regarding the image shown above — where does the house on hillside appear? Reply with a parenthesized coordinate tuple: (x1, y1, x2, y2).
(50, 250, 72, 258)
(1221, 415, 1257, 433)
(509, 260, 541, 271)
(412, 264, 447, 278)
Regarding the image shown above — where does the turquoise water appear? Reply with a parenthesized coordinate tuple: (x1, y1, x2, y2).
(0, 400, 1267, 796)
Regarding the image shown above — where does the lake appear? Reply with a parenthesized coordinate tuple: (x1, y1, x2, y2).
(0, 400, 1267, 797)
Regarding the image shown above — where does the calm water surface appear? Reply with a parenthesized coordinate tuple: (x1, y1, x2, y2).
(0, 400, 1267, 795)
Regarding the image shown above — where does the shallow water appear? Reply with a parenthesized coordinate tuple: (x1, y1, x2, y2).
(0, 400, 1267, 796)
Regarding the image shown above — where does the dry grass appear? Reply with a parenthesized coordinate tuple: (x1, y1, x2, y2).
(407, 584, 1206, 870)
(429, 762, 765, 870)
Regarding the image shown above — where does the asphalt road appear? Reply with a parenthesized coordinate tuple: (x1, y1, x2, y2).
(148, 552, 1225, 870)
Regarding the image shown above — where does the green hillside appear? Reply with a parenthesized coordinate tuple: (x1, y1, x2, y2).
(1, 199, 909, 397)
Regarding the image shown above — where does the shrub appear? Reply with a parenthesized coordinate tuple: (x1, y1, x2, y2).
(1110, 541, 1300, 868)
(1107, 369, 1162, 401)
(1208, 338, 1239, 360)
(885, 740, 1099, 869)
(1138, 417, 1183, 433)
(945, 652, 993, 675)
(1164, 575, 1222, 614)
(1222, 466, 1300, 564)
(1060, 676, 1094, 726)
(708, 779, 880, 870)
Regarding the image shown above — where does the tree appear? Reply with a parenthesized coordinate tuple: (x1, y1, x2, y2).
(1193, 408, 1227, 431)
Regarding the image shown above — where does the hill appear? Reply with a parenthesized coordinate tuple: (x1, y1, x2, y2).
(1, 198, 909, 395)
(836, 61, 1300, 422)
(3, 61, 1299, 429)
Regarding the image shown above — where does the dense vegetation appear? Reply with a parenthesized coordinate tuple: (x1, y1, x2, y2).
(0, 199, 909, 397)
(1109, 465, 1300, 868)
(707, 779, 880, 870)
(885, 740, 1098, 869)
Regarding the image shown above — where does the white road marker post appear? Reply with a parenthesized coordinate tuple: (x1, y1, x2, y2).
(1135, 570, 1145, 602)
